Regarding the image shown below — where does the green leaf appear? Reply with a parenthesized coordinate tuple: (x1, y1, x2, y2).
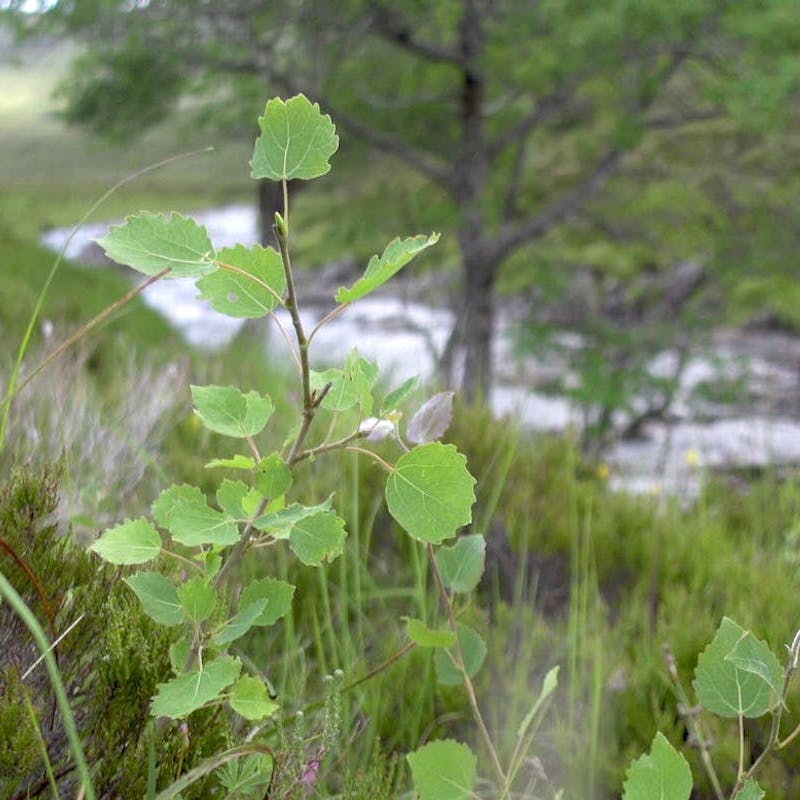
(152, 484, 240, 547)
(254, 453, 293, 499)
(289, 511, 347, 566)
(739, 778, 765, 800)
(385, 443, 476, 544)
(97, 211, 216, 278)
(437, 534, 485, 593)
(216, 480, 261, 520)
(407, 739, 477, 800)
(124, 571, 183, 626)
(211, 599, 268, 647)
(176, 576, 217, 623)
(694, 617, 783, 718)
(197, 244, 286, 318)
(240, 578, 295, 626)
(216, 479, 250, 520)
(229, 676, 279, 721)
(405, 618, 456, 648)
(434, 624, 487, 686)
(253, 496, 333, 537)
(517, 666, 559, 738)
(89, 517, 162, 565)
(622, 732, 692, 800)
(169, 637, 191, 673)
(380, 376, 421, 415)
(311, 351, 378, 414)
(151, 655, 241, 719)
(251, 94, 339, 181)
(191, 385, 274, 439)
(205, 454, 256, 470)
(335, 234, 440, 304)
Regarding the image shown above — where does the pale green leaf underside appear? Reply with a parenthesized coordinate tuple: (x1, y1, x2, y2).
(191, 384, 274, 439)
(694, 617, 783, 718)
(336, 233, 440, 304)
(251, 94, 339, 181)
(254, 453, 293, 499)
(381, 376, 421, 415)
(311, 351, 378, 414)
(229, 676, 279, 721)
(176, 575, 217, 623)
(407, 739, 477, 800)
(240, 578, 295, 626)
(152, 484, 240, 547)
(197, 244, 286, 318)
(437, 534, 485, 593)
(97, 211, 216, 278)
(386, 442, 476, 544)
(253, 496, 333, 537)
(205, 454, 257, 470)
(289, 510, 347, 566)
(739, 778, 766, 800)
(151, 655, 241, 719)
(434, 624, 487, 686)
(124, 571, 183, 626)
(622, 732, 692, 800)
(90, 517, 162, 565)
(406, 617, 456, 648)
(211, 599, 268, 647)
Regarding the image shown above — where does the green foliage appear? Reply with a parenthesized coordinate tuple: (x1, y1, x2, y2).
(335, 233, 440, 304)
(694, 617, 784, 719)
(250, 95, 339, 181)
(434, 623, 487, 686)
(385, 442, 476, 544)
(437, 534, 486, 593)
(97, 211, 217, 277)
(622, 733, 692, 800)
(407, 739, 478, 800)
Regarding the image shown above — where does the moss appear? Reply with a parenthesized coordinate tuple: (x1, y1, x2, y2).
(0, 462, 233, 798)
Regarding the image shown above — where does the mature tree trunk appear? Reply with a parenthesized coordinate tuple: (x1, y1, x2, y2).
(449, 0, 493, 402)
(457, 245, 497, 403)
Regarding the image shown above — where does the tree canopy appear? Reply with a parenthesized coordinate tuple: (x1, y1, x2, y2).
(7, 0, 800, 399)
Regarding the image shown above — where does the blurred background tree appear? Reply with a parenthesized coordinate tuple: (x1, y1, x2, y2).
(3, 0, 800, 404)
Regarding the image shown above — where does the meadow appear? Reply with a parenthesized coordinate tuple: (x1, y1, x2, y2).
(3, 45, 800, 800)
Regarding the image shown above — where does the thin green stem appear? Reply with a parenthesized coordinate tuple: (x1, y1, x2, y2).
(308, 303, 350, 345)
(343, 446, 394, 473)
(0, 572, 96, 800)
(0, 147, 213, 457)
(293, 428, 367, 464)
(19, 266, 169, 392)
(428, 544, 507, 786)
(22, 689, 61, 800)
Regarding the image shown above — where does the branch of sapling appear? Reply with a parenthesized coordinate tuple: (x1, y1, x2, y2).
(729, 631, 800, 797)
(428, 543, 507, 785)
(663, 644, 725, 800)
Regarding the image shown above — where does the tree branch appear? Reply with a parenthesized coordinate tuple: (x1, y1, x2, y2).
(493, 148, 623, 262)
(493, 44, 695, 261)
(368, 4, 466, 68)
(488, 82, 584, 157)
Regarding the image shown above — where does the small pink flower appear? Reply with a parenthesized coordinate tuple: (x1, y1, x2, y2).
(300, 760, 320, 785)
